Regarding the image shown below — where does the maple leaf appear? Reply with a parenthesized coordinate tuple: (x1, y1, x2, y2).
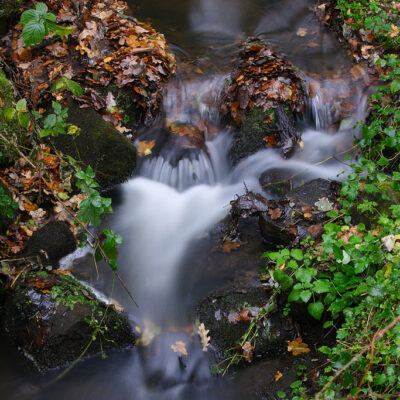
(268, 207, 282, 220)
(171, 341, 188, 356)
(287, 337, 310, 356)
(137, 140, 155, 157)
(241, 341, 254, 363)
(197, 323, 210, 352)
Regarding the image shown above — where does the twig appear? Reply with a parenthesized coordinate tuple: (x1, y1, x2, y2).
(354, 314, 400, 400)
(315, 314, 400, 399)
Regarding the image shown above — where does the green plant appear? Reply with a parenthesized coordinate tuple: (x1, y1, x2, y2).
(3, 98, 31, 129)
(0, 186, 18, 218)
(20, 3, 74, 46)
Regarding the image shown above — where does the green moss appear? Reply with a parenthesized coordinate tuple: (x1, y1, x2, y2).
(0, 69, 24, 164)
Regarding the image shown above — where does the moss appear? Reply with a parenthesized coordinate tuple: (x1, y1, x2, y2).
(0, 69, 25, 164)
(0, 0, 22, 16)
(230, 107, 277, 164)
(52, 102, 137, 189)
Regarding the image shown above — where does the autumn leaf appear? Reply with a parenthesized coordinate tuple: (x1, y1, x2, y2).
(241, 341, 254, 363)
(287, 337, 310, 356)
(222, 239, 241, 253)
(308, 224, 322, 236)
(315, 197, 333, 212)
(137, 140, 155, 157)
(263, 134, 278, 147)
(171, 341, 188, 356)
(197, 323, 210, 352)
(296, 27, 308, 37)
(236, 309, 252, 323)
(268, 207, 282, 220)
(387, 24, 399, 38)
(274, 371, 283, 381)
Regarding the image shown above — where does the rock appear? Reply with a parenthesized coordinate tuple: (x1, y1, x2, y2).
(1, 271, 136, 371)
(259, 179, 341, 245)
(221, 38, 306, 163)
(22, 221, 77, 266)
(51, 103, 137, 190)
(197, 286, 296, 364)
(0, 181, 16, 235)
(0, 68, 25, 165)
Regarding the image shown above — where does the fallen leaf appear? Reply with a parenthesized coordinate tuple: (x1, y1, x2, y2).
(242, 341, 254, 363)
(237, 309, 252, 323)
(274, 371, 283, 381)
(308, 224, 322, 236)
(268, 207, 282, 220)
(137, 140, 155, 156)
(387, 24, 399, 38)
(297, 28, 308, 37)
(171, 341, 188, 356)
(222, 239, 241, 253)
(287, 337, 310, 356)
(315, 197, 333, 212)
(197, 323, 210, 352)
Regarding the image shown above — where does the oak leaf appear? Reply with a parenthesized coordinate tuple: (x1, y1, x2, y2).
(137, 140, 155, 157)
(171, 341, 188, 356)
(197, 323, 210, 352)
(268, 207, 282, 220)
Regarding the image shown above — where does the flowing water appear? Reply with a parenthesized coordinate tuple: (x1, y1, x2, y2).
(0, 1, 372, 399)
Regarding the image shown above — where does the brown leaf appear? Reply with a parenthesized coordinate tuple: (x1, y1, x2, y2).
(222, 239, 242, 253)
(308, 224, 322, 236)
(241, 341, 254, 363)
(268, 207, 282, 220)
(287, 337, 310, 356)
(237, 309, 252, 323)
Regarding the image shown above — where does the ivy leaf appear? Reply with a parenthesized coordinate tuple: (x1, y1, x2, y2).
(390, 79, 400, 94)
(313, 279, 331, 294)
(308, 301, 324, 320)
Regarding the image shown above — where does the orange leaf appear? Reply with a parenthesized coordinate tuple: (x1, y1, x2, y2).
(274, 371, 283, 381)
(222, 239, 241, 253)
(268, 207, 282, 220)
(170, 341, 188, 356)
(137, 140, 155, 157)
(241, 341, 254, 363)
(287, 337, 310, 356)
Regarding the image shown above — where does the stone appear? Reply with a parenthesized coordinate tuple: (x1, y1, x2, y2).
(51, 102, 137, 190)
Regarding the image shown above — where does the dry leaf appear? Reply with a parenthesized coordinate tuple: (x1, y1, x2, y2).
(171, 341, 188, 356)
(387, 24, 400, 38)
(242, 341, 254, 363)
(268, 207, 282, 220)
(137, 140, 155, 156)
(308, 224, 322, 236)
(222, 239, 241, 253)
(274, 371, 283, 381)
(237, 309, 252, 323)
(297, 28, 308, 37)
(197, 323, 210, 352)
(287, 337, 310, 356)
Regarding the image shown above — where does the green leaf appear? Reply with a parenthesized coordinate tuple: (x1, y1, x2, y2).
(3, 107, 16, 122)
(295, 268, 316, 283)
(288, 289, 301, 302)
(15, 99, 27, 112)
(35, 3, 48, 15)
(313, 279, 331, 294)
(390, 79, 400, 94)
(299, 290, 312, 303)
(273, 269, 294, 290)
(43, 113, 57, 129)
(308, 301, 324, 320)
(20, 10, 39, 25)
(44, 12, 56, 22)
(17, 112, 30, 128)
(291, 249, 304, 260)
(51, 76, 83, 96)
(22, 20, 46, 46)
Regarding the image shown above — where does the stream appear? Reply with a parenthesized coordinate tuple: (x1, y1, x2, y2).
(0, 0, 371, 399)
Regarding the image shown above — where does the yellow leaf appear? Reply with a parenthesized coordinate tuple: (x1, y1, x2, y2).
(296, 27, 308, 37)
(387, 24, 400, 38)
(274, 371, 283, 381)
(171, 341, 188, 356)
(287, 337, 310, 356)
(242, 341, 254, 363)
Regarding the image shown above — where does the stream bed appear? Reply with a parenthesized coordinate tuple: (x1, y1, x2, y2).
(0, 0, 372, 399)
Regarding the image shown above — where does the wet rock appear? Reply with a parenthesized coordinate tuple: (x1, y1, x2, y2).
(259, 179, 341, 245)
(22, 221, 77, 266)
(0, 271, 136, 371)
(222, 38, 306, 163)
(0, 181, 16, 235)
(52, 103, 137, 190)
(0, 0, 21, 36)
(196, 286, 296, 364)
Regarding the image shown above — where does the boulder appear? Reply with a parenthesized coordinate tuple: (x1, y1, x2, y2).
(1, 270, 136, 371)
(22, 221, 77, 266)
(52, 103, 137, 190)
(197, 286, 296, 364)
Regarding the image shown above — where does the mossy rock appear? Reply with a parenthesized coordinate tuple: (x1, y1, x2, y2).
(52, 103, 137, 189)
(1, 270, 136, 371)
(0, 0, 22, 36)
(0, 69, 25, 165)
